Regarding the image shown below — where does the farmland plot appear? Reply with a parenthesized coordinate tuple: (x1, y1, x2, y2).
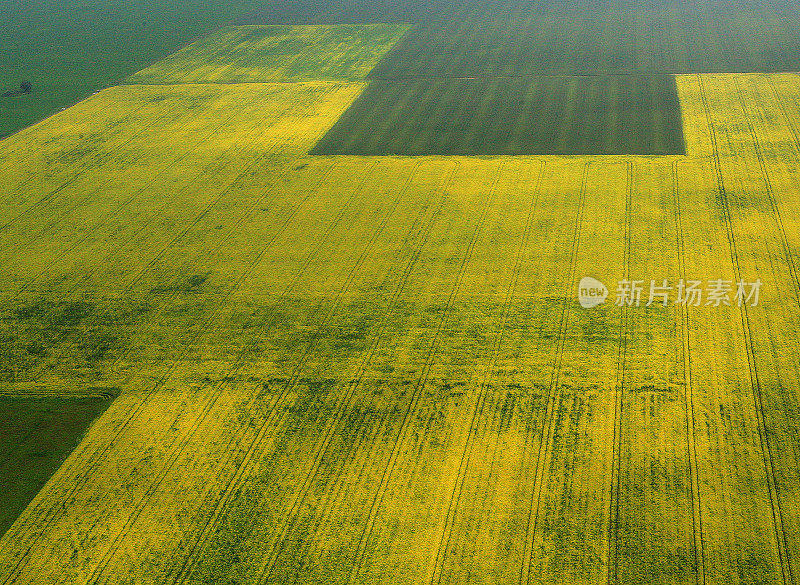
(127, 25, 410, 85)
(305, 0, 800, 156)
(0, 394, 116, 540)
(312, 76, 685, 155)
(366, 0, 800, 78)
(1, 19, 800, 585)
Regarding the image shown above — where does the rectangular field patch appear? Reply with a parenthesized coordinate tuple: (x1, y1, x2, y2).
(238, 1, 800, 76)
(126, 24, 410, 84)
(311, 75, 686, 156)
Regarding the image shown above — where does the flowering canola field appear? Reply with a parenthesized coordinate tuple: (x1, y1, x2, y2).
(0, 24, 799, 585)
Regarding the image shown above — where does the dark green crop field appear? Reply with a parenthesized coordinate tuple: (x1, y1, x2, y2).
(6, 0, 800, 151)
(0, 394, 116, 539)
(311, 75, 685, 156)
(301, 0, 800, 155)
(367, 0, 800, 78)
(0, 0, 267, 139)
(240, 0, 800, 76)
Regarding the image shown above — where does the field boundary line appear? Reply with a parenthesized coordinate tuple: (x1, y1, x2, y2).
(249, 162, 460, 584)
(369, 73, 713, 81)
(85, 160, 381, 584)
(427, 160, 545, 585)
(162, 158, 428, 583)
(606, 161, 632, 585)
(345, 162, 503, 585)
(698, 74, 792, 585)
(0, 92, 225, 247)
(519, 161, 589, 585)
(737, 76, 800, 308)
(124, 80, 367, 86)
(0, 389, 117, 400)
(9, 89, 300, 350)
(673, 159, 707, 585)
(0, 160, 342, 585)
(252, 164, 461, 582)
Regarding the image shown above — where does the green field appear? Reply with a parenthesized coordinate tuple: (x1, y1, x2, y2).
(0, 393, 116, 540)
(1, 8, 800, 585)
(366, 0, 800, 78)
(127, 25, 410, 84)
(312, 75, 686, 155)
(7, 0, 800, 151)
(306, 0, 800, 154)
(0, 0, 271, 138)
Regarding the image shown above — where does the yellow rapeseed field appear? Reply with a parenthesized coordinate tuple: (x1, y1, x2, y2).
(0, 25, 799, 585)
(126, 24, 411, 84)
